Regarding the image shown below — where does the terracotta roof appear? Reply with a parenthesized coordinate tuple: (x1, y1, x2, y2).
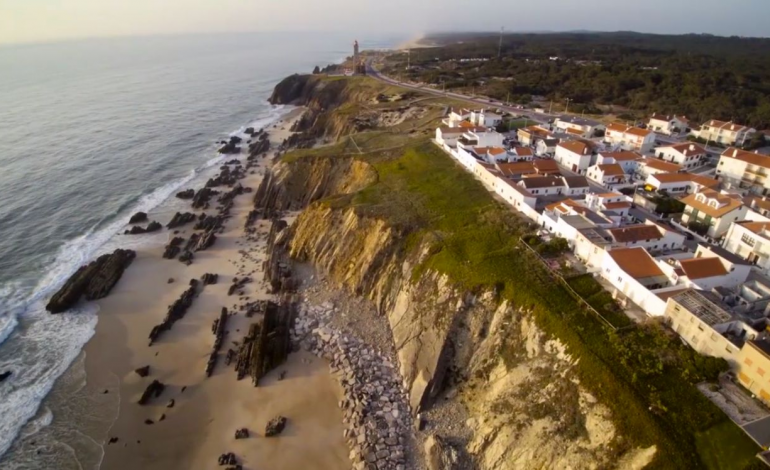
(532, 159, 560, 174)
(607, 247, 665, 280)
(607, 123, 652, 138)
(496, 162, 536, 176)
(458, 121, 476, 128)
(601, 151, 641, 162)
(566, 127, 584, 136)
(596, 164, 625, 176)
(488, 147, 507, 156)
(682, 190, 744, 218)
(545, 199, 587, 215)
(608, 224, 663, 243)
(655, 287, 690, 301)
(737, 221, 770, 236)
(520, 125, 550, 136)
(641, 158, 682, 173)
(562, 176, 589, 188)
(603, 201, 632, 210)
(519, 176, 565, 189)
(690, 174, 720, 189)
(557, 140, 591, 155)
(705, 120, 748, 132)
(661, 143, 707, 156)
(595, 192, 624, 199)
(745, 196, 770, 212)
(651, 172, 719, 188)
(512, 146, 534, 156)
(679, 257, 728, 280)
(721, 147, 770, 168)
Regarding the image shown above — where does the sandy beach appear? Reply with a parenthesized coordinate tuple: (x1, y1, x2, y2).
(82, 108, 351, 470)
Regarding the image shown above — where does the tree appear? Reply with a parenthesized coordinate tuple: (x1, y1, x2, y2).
(312, 65, 321, 75)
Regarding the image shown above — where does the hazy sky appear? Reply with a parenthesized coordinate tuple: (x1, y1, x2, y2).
(1, 0, 769, 45)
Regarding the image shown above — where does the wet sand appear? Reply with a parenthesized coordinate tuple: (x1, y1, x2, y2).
(83, 108, 351, 470)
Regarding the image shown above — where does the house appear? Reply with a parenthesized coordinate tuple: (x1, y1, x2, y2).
(574, 227, 612, 269)
(665, 249, 750, 290)
(586, 163, 626, 187)
(665, 290, 757, 365)
(494, 176, 538, 212)
(737, 339, 770, 405)
(533, 159, 561, 176)
(541, 200, 614, 235)
(655, 143, 708, 170)
(517, 176, 565, 196)
(601, 247, 671, 314)
(470, 109, 503, 128)
(554, 140, 594, 175)
(535, 137, 559, 157)
(637, 158, 683, 178)
(509, 146, 534, 162)
(716, 147, 770, 195)
(458, 129, 505, 149)
(606, 221, 685, 253)
(436, 127, 467, 147)
(723, 221, 770, 274)
(472, 161, 500, 188)
(745, 196, 770, 219)
(680, 190, 748, 238)
(442, 108, 472, 127)
(496, 160, 560, 179)
(597, 151, 641, 174)
(605, 123, 656, 153)
(699, 120, 756, 147)
(647, 113, 690, 135)
(585, 192, 632, 218)
(471, 146, 508, 163)
(562, 176, 590, 196)
(553, 115, 604, 138)
(644, 172, 719, 195)
(517, 125, 552, 147)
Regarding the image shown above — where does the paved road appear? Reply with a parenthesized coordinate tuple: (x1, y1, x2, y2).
(366, 64, 554, 125)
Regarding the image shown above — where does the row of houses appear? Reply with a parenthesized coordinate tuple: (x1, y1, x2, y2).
(434, 113, 770, 407)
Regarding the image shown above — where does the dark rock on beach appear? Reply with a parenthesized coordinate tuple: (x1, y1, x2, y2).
(128, 212, 148, 224)
(176, 189, 195, 200)
(264, 416, 287, 437)
(167, 212, 196, 229)
(46, 249, 136, 313)
(138, 380, 165, 405)
(135, 365, 150, 378)
(148, 280, 200, 345)
(0, 371, 11, 383)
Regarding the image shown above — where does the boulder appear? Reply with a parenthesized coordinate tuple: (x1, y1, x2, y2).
(46, 249, 136, 313)
(218, 453, 237, 465)
(138, 380, 165, 405)
(264, 416, 287, 437)
(167, 212, 196, 229)
(128, 212, 148, 224)
(176, 189, 195, 200)
(145, 221, 162, 232)
(424, 434, 460, 470)
(234, 428, 249, 439)
(0, 371, 11, 383)
(135, 365, 150, 378)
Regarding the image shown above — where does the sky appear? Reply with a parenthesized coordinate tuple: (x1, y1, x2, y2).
(1, 0, 769, 45)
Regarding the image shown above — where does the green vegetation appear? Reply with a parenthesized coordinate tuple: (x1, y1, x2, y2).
(652, 195, 686, 215)
(281, 76, 759, 469)
(384, 32, 770, 129)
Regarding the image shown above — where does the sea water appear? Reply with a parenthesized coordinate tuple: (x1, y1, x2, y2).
(0, 31, 402, 468)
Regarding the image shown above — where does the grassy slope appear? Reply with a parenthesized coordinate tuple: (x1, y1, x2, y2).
(282, 76, 759, 469)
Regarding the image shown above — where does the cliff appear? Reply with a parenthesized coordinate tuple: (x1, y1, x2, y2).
(262, 75, 757, 469)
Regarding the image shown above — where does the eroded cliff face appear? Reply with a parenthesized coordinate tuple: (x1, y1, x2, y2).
(285, 201, 654, 469)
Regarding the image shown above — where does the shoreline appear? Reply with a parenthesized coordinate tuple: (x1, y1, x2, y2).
(74, 106, 350, 470)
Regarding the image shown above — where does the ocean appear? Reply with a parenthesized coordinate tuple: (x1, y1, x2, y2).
(0, 31, 402, 469)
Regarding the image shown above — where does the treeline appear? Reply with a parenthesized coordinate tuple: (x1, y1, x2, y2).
(387, 32, 770, 128)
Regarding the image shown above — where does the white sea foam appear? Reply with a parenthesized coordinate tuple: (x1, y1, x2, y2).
(0, 105, 292, 462)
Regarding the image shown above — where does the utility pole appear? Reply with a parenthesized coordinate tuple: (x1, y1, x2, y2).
(506, 92, 510, 107)
(498, 27, 504, 59)
(565, 98, 572, 115)
(548, 101, 553, 114)
(407, 49, 411, 71)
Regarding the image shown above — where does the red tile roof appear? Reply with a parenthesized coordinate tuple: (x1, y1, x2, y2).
(607, 247, 665, 279)
(679, 257, 728, 280)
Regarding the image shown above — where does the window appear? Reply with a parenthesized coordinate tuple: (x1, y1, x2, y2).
(745, 358, 754, 367)
(742, 234, 756, 247)
(759, 368, 766, 377)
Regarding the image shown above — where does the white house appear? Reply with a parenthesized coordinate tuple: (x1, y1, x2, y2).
(601, 247, 671, 316)
(723, 221, 770, 274)
(494, 176, 538, 211)
(518, 125, 552, 147)
(470, 109, 503, 128)
(655, 143, 708, 170)
(644, 172, 719, 195)
(535, 137, 560, 157)
(562, 176, 591, 196)
(637, 158, 683, 178)
(680, 190, 748, 238)
(436, 127, 468, 148)
(443, 108, 472, 127)
(606, 221, 686, 253)
(605, 123, 656, 153)
(596, 151, 641, 174)
(554, 116, 605, 138)
(647, 113, 691, 135)
(554, 140, 594, 175)
(509, 146, 535, 162)
(518, 176, 566, 196)
(458, 129, 505, 149)
(661, 244, 752, 290)
(699, 120, 756, 147)
(586, 163, 627, 187)
(716, 147, 770, 196)
(585, 192, 631, 218)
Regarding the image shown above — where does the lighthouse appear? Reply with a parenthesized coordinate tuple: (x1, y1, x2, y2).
(353, 40, 360, 62)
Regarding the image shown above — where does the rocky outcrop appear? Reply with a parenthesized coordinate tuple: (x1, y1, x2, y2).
(201, 273, 219, 285)
(233, 300, 293, 385)
(46, 249, 136, 313)
(123, 221, 161, 235)
(128, 212, 148, 224)
(176, 189, 195, 200)
(191, 187, 218, 209)
(251, 157, 376, 220)
(148, 280, 200, 345)
(206, 308, 228, 377)
(135, 365, 150, 378)
(424, 435, 460, 470)
(162, 237, 184, 260)
(263, 219, 295, 293)
(138, 380, 165, 405)
(167, 212, 196, 229)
